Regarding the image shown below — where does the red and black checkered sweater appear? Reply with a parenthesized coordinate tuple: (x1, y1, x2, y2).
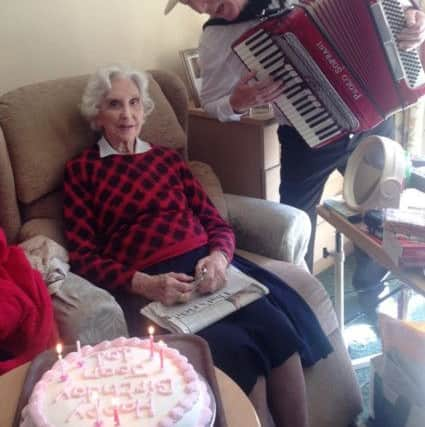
(64, 145, 235, 290)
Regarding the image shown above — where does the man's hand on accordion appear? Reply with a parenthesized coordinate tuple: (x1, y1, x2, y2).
(398, 7, 425, 51)
(229, 70, 284, 114)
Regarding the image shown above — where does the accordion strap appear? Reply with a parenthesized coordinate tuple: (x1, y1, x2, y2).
(409, 0, 422, 9)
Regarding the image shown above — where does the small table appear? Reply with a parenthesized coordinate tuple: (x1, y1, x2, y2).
(0, 363, 260, 427)
(317, 204, 425, 331)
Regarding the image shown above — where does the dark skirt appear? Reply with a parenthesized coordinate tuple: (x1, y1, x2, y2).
(144, 246, 333, 394)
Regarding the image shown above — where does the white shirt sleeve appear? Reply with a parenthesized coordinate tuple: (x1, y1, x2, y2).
(199, 22, 255, 122)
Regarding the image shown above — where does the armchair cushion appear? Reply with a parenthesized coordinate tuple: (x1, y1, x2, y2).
(188, 161, 229, 221)
(139, 75, 186, 152)
(52, 272, 128, 345)
(19, 235, 128, 345)
(226, 193, 311, 266)
(19, 218, 65, 248)
(0, 75, 93, 205)
(188, 162, 311, 266)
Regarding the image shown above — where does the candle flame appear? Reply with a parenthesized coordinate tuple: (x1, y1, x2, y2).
(148, 326, 154, 335)
(56, 343, 63, 354)
(158, 340, 165, 347)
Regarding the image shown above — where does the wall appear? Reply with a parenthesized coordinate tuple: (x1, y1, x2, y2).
(0, 0, 206, 94)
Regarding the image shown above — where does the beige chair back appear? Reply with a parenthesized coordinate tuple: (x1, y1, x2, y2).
(0, 70, 188, 243)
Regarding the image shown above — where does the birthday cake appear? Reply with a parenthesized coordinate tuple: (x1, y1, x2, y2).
(20, 337, 214, 427)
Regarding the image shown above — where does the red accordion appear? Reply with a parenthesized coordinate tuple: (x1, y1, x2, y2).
(232, 0, 425, 148)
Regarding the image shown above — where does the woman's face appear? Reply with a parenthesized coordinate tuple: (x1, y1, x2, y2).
(95, 77, 144, 149)
(183, 0, 248, 21)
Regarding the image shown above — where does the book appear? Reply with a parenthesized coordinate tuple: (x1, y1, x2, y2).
(382, 229, 425, 268)
(140, 265, 269, 334)
(384, 208, 425, 240)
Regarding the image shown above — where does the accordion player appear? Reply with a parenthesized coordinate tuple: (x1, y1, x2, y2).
(232, 0, 425, 148)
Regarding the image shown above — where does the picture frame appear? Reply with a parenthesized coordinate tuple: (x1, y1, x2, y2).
(179, 48, 202, 107)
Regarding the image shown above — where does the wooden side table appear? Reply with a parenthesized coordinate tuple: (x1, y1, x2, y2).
(0, 363, 260, 427)
(188, 107, 280, 202)
(317, 204, 425, 331)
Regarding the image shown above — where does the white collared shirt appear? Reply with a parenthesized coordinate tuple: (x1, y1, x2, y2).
(98, 136, 151, 158)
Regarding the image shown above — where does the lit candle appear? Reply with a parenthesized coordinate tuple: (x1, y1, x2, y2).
(92, 392, 103, 427)
(56, 343, 68, 382)
(96, 352, 103, 369)
(148, 326, 155, 358)
(158, 340, 165, 370)
(135, 399, 141, 418)
(112, 398, 120, 426)
(76, 340, 84, 367)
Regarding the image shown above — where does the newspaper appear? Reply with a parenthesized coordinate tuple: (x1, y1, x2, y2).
(140, 265, 269, 334)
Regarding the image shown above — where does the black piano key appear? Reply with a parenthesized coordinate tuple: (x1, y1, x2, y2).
(293, 93, 312, 107)
(293, 99, 308, 109)
(270, 67, 289, 78)
(297, 105, 316, 115)
(273, 66, 298, 81)
(283, 76, 298, 86)
(286, 85, 304, 99)
(259, 49, 282, 66)
(318, 126, 340, 141)
(306, 113, 330, 126)
(245, 31, 267, 46)
(293, 98, 310, 108)
(305, 109, 327, 123)
(250, 40, 274, 57)
(317, 123, 338, 136)
(263, 58, 285, 72)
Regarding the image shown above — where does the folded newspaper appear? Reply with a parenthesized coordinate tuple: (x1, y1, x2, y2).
(141, 265, 269, 334)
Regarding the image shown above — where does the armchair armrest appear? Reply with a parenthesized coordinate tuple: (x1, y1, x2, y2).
(224, 193, 311, 267)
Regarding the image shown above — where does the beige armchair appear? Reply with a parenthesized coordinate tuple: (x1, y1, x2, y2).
(0, 70, 362, 426)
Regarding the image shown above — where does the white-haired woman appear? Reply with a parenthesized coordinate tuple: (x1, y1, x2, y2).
(64, 65, 332, 427)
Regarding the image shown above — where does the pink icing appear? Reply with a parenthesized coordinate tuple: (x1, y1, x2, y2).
(24, 337, 213, 427)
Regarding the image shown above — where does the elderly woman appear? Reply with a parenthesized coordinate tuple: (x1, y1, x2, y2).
(64, 65, 332, 427)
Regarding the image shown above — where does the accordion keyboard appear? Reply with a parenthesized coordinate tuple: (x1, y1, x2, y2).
(233, 29, 357, 147)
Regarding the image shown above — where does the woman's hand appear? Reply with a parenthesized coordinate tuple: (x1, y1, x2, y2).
(194, 250, 229, 295)
(131, 271, 195, 306)
(399, 8, 425, 50)
(229, 71, 284, 114)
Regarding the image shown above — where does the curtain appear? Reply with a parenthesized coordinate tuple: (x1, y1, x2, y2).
(395, 0, 425, 157)
(395, 100, 425, 156)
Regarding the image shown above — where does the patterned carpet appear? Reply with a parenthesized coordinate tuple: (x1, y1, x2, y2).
(316, 255, 425, 423)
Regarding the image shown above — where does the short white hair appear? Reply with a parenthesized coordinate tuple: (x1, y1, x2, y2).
(80, 65, 155, 130)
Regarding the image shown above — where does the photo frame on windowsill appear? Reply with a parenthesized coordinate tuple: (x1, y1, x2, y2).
(180, 48, 202, 108)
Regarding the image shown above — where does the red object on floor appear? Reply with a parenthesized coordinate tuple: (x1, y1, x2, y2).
(0, 228, 58, 374)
